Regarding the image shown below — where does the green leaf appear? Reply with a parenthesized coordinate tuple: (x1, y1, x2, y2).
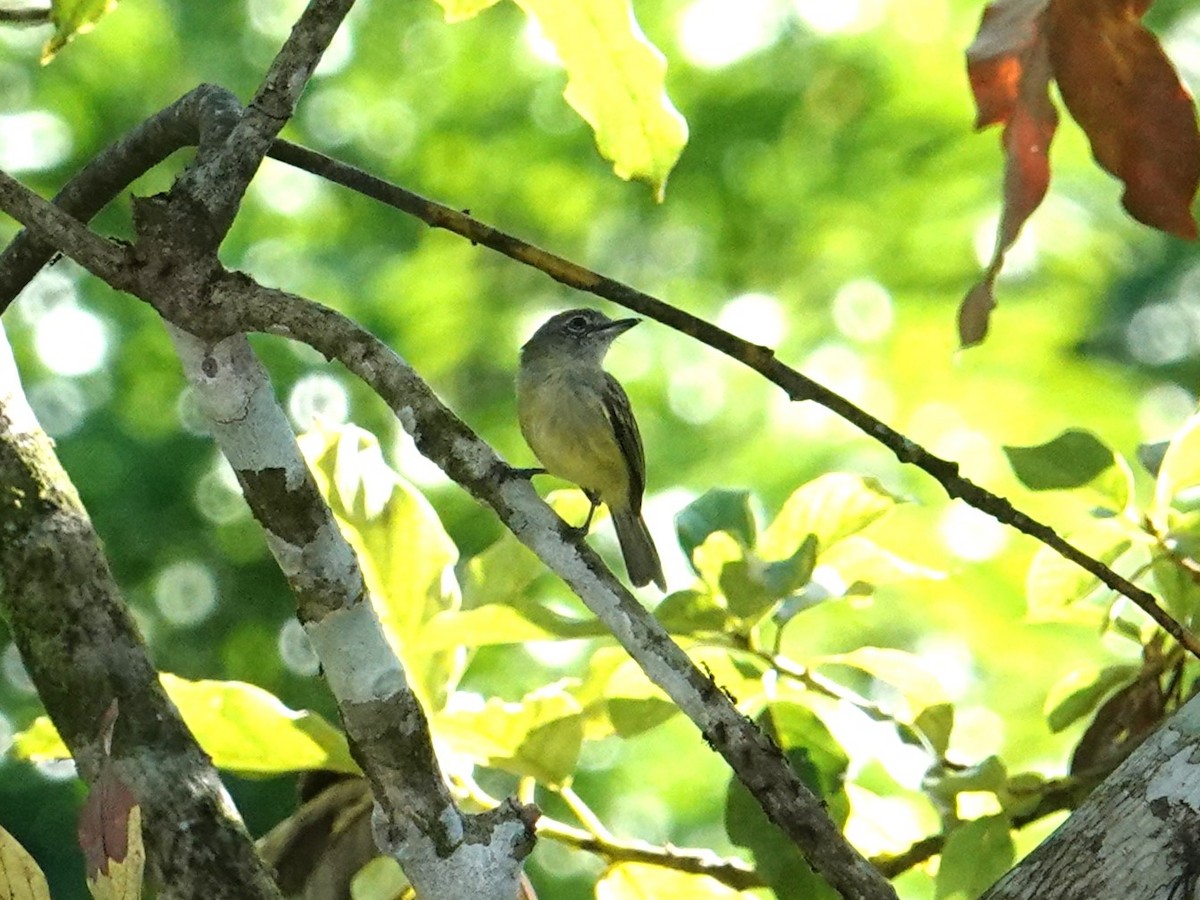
(724, 703, 846, 900)
(820, 536, 945, 593)
(43, 0, 118, 63)
(514, 0, 688, 200)
(596, 864, 743, 899)
(430, 0, 502, 22)
(1044, 665, 1140, 733)
(574, 646, 765, 739)
(935, 816, 1015, 900)
(653, 589, 730, 635)
(301, 423, 463, 712)
(423, 603, 610, 648)
(1024, 518, 1134, 624)
(759, 474, 900, 561)
(1153, 412, 1200, 527)
(913, 703, 955, 757)
(13, 675, 358, 776)
(1151, 552, 1200, 631)
(815, 647, 949, 723)
(925, 756, 1007, 806)
(350, 857, 409, 900)
(676, 489, 757, 563)
(434, 685, 583, 786)
(1003, 428, 1120, 491)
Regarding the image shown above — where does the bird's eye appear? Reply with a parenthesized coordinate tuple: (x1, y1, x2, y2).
(566, 315, 589, 333)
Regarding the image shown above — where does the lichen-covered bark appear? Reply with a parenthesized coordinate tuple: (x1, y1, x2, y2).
(0, 327, 281, 900)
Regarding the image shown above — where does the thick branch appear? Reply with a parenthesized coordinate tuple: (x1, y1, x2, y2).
(0, 326, 282, 900)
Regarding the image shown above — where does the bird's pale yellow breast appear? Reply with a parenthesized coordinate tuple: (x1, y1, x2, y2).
(517, 365, 630, 506)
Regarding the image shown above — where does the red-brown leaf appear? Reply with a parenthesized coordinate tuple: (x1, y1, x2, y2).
(962, 1, 1059, 346)
(78, 767, 137, 880)
(1048, 0, 1200, 238)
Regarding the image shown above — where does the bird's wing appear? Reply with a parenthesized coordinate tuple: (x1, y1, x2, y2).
(602, 373, 646, 512)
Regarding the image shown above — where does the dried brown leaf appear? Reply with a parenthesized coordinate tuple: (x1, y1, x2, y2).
(1048, 0, 1200, 239)
(963, 1, 1059, 346)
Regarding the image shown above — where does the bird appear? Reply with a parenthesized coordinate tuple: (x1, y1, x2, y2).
(516, 308, 665, 590)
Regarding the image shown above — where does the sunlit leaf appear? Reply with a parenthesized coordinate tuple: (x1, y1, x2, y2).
(0, 825, 51, 900)
(596, 863, 744, 899)
(514, 0, 688, 200)
(574, 645, 765, 739)
(301, 423, 463, 711)
(935, 815, 1014, 900)
(1044, 664, 1140, 733)
(1150, 552, 1200, 631)
(759, 474, 899, 561)
(42, 0, 118, 64)
(430, 0, 501, 22)
(1151, 412, 1200, 531)
(12, 676, 358, 776)
(349, 856, 409, 900)
(1024, 517, 1134, 623)
(675, 489, 757, 564)
(434, 685, 583, 785)
(820, 536, 945, 592)
(925, 756, 1008, 805)
(423, 603, 608, 649)
(815, 647, 948, 719)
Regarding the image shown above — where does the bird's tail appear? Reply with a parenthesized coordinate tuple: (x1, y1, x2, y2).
(612, 508, 665, 590)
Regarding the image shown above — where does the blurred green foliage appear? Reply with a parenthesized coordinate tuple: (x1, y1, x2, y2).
(2, 0, 1200, 897)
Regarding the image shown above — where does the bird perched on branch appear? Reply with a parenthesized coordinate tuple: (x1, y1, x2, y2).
(517, 308, 665, 590)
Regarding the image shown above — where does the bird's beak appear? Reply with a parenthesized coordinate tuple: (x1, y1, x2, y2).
(602, 317, 641, 337)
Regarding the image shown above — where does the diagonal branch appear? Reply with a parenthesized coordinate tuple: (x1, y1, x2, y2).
(0, 167, 898, 900)
(263, 141, 1200, 660)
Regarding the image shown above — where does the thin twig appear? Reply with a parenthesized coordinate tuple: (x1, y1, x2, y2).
(0, 7, 49, 25)
(264, 140, 1200, 661)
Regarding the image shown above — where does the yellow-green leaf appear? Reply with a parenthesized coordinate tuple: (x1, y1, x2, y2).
(13, 676, 358, 776)
(1025, 518, 1134, 623)
(429, 0, 501, 22)
(43, 0, 118, 64)
(514, 0, 688, 200)
(301, 423, 463, 712)
(759, 474, 900, 561)
(434, 685, 583, 786)
(1152, 411, 1200, 531)
(0, 824, 51, 900)
(597, 863, 746, 899)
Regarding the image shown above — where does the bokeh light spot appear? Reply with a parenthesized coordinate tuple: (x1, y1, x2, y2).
(1137, 383, 1196, 440)
(154, 560, 219, 627)
(832, 279, 894, 343)
(33, 305, 108, 376)
(2, 643, 35, 695)
(27, 378, 88, 437)
(0, 110, 71, 173)
(278, 618, 321, 676)
(288, 373, 349, 430)
(938, 502, 1007, 561)
(1125, 303, 1196, 366)
(716, 292, 786, 346)
(678, 0, 782, 69)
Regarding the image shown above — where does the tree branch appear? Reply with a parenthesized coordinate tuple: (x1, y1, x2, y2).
(0, 7, 49, 25)
(0, 326, 283, 899)
(264, 141, 1200, 660)
(0, 171, 898, 898)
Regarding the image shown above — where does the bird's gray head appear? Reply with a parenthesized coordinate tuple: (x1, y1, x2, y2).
(521, 308, 640, 367)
